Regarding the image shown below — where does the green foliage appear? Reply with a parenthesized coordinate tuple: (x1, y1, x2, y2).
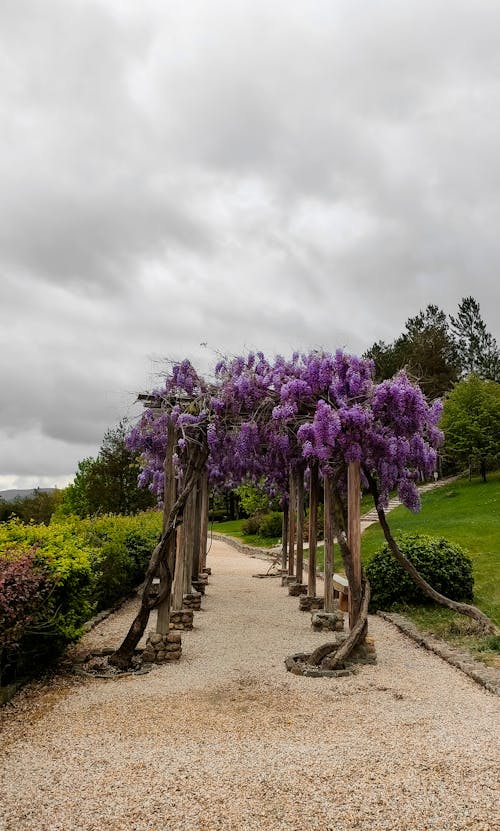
(450, 296, 500, 382)
(364, 304, 459, 398)
(361, 471, 500, 624)
(0, 511, 161, 684)
(257, 512, 283, 538)
(241, 511, 283, 539)
(80, 514, 160, 609)
(241, 515, 261, 535)
(236, 482, 279, 517)
(212, 518, 281, 548)
(440, 376, 500, 480)
(0, 489, 64, 525)
(60, 421, 156, 518)
(366, 533, 474, 612)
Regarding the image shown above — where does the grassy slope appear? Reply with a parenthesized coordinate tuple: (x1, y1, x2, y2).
(360, 472, 500, 663)
(361, 472, 500, 623)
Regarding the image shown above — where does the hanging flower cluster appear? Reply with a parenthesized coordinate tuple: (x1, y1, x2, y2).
(127, 349, 443, 513)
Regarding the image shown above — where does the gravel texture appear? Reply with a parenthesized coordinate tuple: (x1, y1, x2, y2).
(1, 538, 499, 831)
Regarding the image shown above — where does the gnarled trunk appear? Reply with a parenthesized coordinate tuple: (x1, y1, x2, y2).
(308, 577, 370, 667)
(109, 439, 208, 669)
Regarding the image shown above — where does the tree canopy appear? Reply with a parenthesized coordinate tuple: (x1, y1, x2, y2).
(62, 421, 156, 517)
(364, 296, 499, 395)
(440, 376, 500, 481)
(450, 296, 500, 382)
(128, 350, 443, 516)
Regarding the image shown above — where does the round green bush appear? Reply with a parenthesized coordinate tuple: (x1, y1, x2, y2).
(257, 511, 283, 538)
(366, 533, 474, 612)
(241, 515, 262, 535)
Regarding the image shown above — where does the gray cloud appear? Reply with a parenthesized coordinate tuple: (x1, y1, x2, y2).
(1, 0, 499, 487)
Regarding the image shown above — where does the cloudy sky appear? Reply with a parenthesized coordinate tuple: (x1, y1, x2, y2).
(1, 0, 499, 490)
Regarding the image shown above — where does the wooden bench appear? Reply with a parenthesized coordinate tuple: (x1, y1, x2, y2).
(332, 573, 349, 612)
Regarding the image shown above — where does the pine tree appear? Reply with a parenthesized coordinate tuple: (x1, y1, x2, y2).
(450, 296, 500, 382)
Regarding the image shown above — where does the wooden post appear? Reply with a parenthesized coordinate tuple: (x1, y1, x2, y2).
(156, 420, 177, 635)
(198, 469, 209, 572)
(183, 485, 197, 595)
(307, 461, 319, 598)
(171, 524, 184, 611)
(295, 466, 305, 585)
(288, 471, 296, 577)
(191, 478, 202, 582)
(323, 473, 335, 612)
(347, 460, 362, 629)
(281, 501, 289, 572)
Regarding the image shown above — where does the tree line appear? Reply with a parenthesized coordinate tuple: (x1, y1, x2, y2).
(2, 295, 498, 526)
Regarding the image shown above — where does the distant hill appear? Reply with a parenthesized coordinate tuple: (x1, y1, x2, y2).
(0, 488, 56, 502)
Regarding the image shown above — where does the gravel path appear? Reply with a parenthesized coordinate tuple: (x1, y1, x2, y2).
(1, 538, 499, 831)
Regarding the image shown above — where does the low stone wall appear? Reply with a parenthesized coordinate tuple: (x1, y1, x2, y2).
(170, 609, 194, 630)
(378, 611, 500, 696)
(143, 631, 182, 663)
(210, 532, 277, 560)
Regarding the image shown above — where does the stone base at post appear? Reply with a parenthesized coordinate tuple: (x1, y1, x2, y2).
(201, 567, 212, 576)
(299, 595, 324, 612)
(285, 634, 377, 677)
(191, 579, 206, 595)
(281, 574, 299, 587)
(143, 631, 182, 663)
(169, 609, 194, 630)
(288, 582, 308, 597)
(183, 591, 202, 611)
(311, 610, 344, 632)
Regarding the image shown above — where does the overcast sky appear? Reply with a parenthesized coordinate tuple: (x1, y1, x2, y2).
(1, 0, 499, 490)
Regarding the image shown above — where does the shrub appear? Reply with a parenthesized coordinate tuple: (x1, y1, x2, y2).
(241, 515, 262, 536)
(366, 533, 474, 612)
(0, 512, 162, 684)
(257, 511, 283, 538)
(0, 548, 50, 685)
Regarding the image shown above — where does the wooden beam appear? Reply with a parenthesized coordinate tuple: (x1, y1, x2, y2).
(288, 471, 296, 577)
(307, 461, 319, 597)
(295, 465, 305, 585)
(323, 474, 335, 612)
(171, 524, 184, 611)
(198, 469, 209, 573)
(347, 460, 362, 630)
(281, 501, 289, 572)
(156, 419, 177, 634)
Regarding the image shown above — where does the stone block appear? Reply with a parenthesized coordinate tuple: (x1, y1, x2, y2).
(288, 583, 308, 597)
(311, 611, 344, 632)
(299, 595, 325, 612)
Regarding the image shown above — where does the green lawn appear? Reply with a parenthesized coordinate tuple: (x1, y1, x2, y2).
(361, 472, 500, 623)
(210, 519, 280, 549)
(360, 471, 500, 663)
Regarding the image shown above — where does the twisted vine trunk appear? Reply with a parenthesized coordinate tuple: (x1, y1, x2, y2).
(308, 577, 370, 667)
(308, 471, 369, 667)
(109, 438, 209, 669)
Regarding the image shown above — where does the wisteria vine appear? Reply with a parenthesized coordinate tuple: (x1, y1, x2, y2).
(127, 350, 443, 513)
